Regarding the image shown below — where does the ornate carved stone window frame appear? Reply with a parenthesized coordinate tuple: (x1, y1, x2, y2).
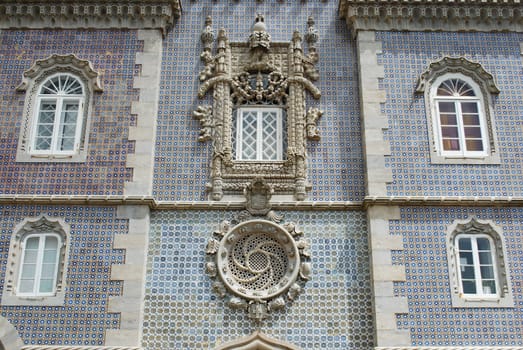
(16, 54, 103, 163)
(194, 15, 322, 201)
(215, 331, 302, 350)
(416, 57, 500, 164)
(1, 216, 71, 306)
(446, 217, 514, 308)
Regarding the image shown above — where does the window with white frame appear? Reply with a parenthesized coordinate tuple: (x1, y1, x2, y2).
(32, 74, 84, 155)
(433, 75, 487, 158)
(416, 57, 500, 164)
(1, 217, 70, 306)
(455, 234, 498, 298)
(446, 217, 513, 308)
(16, 54, 102, 162)
(17, 233, 62, 297)
(232, 107, 286, 161)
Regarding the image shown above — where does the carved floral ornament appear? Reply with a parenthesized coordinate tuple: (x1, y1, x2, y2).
(194, 15, 323, 201)
(205, 180, 311, 322)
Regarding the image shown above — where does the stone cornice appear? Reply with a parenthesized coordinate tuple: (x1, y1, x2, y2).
(0, 1, 181, 34)
(339, 0, 523, 33)
(2, 195, 523, 210)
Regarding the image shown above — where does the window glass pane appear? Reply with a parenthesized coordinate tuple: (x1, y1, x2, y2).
(20, 264, 36, 279)
(480, 265, 495, 279)
(464, 127, 482, 138)
(261, 111, 278, 160)
(458, 238, 472, 250)
(240, 111, 258, 160)
(462, 114, 480, 126)
(461, 266, 476, 279)
(462, 280, 477, 294)
(39, 279, 54, 293)
(438, 101, 456, 113)
(41, 263, 56, 278)
(25, 236, 40, 249)
(465, 140, 484, 151)
(441, 127, 459, 138)
(461, 102, 479, 114)
(19, 280, 35, 293)
(476, 238, 491, 251)
(439, 114, 457, 125)
(442, 139, 460, 151)
(478, 251, 493, 264)
(482, 280, 496, 294)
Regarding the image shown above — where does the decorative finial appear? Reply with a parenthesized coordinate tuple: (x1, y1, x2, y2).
(249, 14, 271, 50)
(201, 16, 215, 51)
(305, 16, 319, 48)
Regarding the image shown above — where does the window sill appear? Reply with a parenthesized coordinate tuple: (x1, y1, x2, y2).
(1, 292, 65, 306)
(430, 152, 501, 165)
(451, 293, 514, 308)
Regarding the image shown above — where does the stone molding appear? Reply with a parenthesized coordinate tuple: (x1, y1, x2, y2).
(0, 1, 180, 35)
(0, 316, 24, 350)
(374, 346, 523, 350)
(105, 205, 150, 347)
(124, 30, 163, 197)
(339, 0, 523, 33)
(356, 31, 392, 197)
(367, 205, 410, 347)
(195, 15, 322, 201)
(215, 331, 301, 350)
(21, 347, 142, 350)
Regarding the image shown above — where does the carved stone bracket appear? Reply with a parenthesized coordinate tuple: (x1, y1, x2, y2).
(194, 15, 322, 201)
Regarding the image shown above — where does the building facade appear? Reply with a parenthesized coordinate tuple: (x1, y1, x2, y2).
(0, 1, 522, 349)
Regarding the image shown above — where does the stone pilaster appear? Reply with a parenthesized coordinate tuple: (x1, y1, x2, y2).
(367, 206, 410, 347)
(356, 30, 392, 197)
(125, 29, 163, 197)
(105, 205, 150, 348)
(0, 316, 24, 350)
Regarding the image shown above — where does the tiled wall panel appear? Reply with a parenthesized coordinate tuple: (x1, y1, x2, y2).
(0, 30, 139, 196)
(143, 210, 372, 349)
(154, 1, 364, 202)
(0, 205, 126, 345)
(377, 31, 523, 197)
(392, 206, 523, 346)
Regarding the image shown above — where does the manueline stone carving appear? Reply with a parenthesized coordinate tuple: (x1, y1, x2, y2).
(194, 14, 322, 201)
(205, 207, 311, 321)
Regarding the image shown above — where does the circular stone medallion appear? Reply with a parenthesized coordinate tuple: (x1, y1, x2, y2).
(217, 220, 300, 300)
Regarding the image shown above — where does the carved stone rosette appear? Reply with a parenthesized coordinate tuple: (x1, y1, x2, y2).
(194, 15, 322, 201)
(205, 211, 311, 322)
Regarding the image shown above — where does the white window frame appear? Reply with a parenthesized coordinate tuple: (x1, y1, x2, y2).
(17, 233, 62, 297)
(16, 54, 103, 163)
(30, 73, 85, 157)
(446, 217, 514, 308)
(233, 107, 285, 161)
(432, 74, 488, 159)
(455, 233, 499, 299)
(1, 217, 70, 306)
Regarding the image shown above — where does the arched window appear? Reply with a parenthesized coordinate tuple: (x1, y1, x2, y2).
(16, 54, 102, 162)
(455, 233, 498, 297)
(433, 75, 487, 158)
(416, 57, 500, 164)
(446, 217, 513, 307)
(32, 74, 85, 155)
(17, 233, 62, 296)
(1, 217, 70, 306)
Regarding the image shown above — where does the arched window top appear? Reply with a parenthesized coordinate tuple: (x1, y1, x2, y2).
(436, 78, 477, 97)
(39, 74, 84, 96)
